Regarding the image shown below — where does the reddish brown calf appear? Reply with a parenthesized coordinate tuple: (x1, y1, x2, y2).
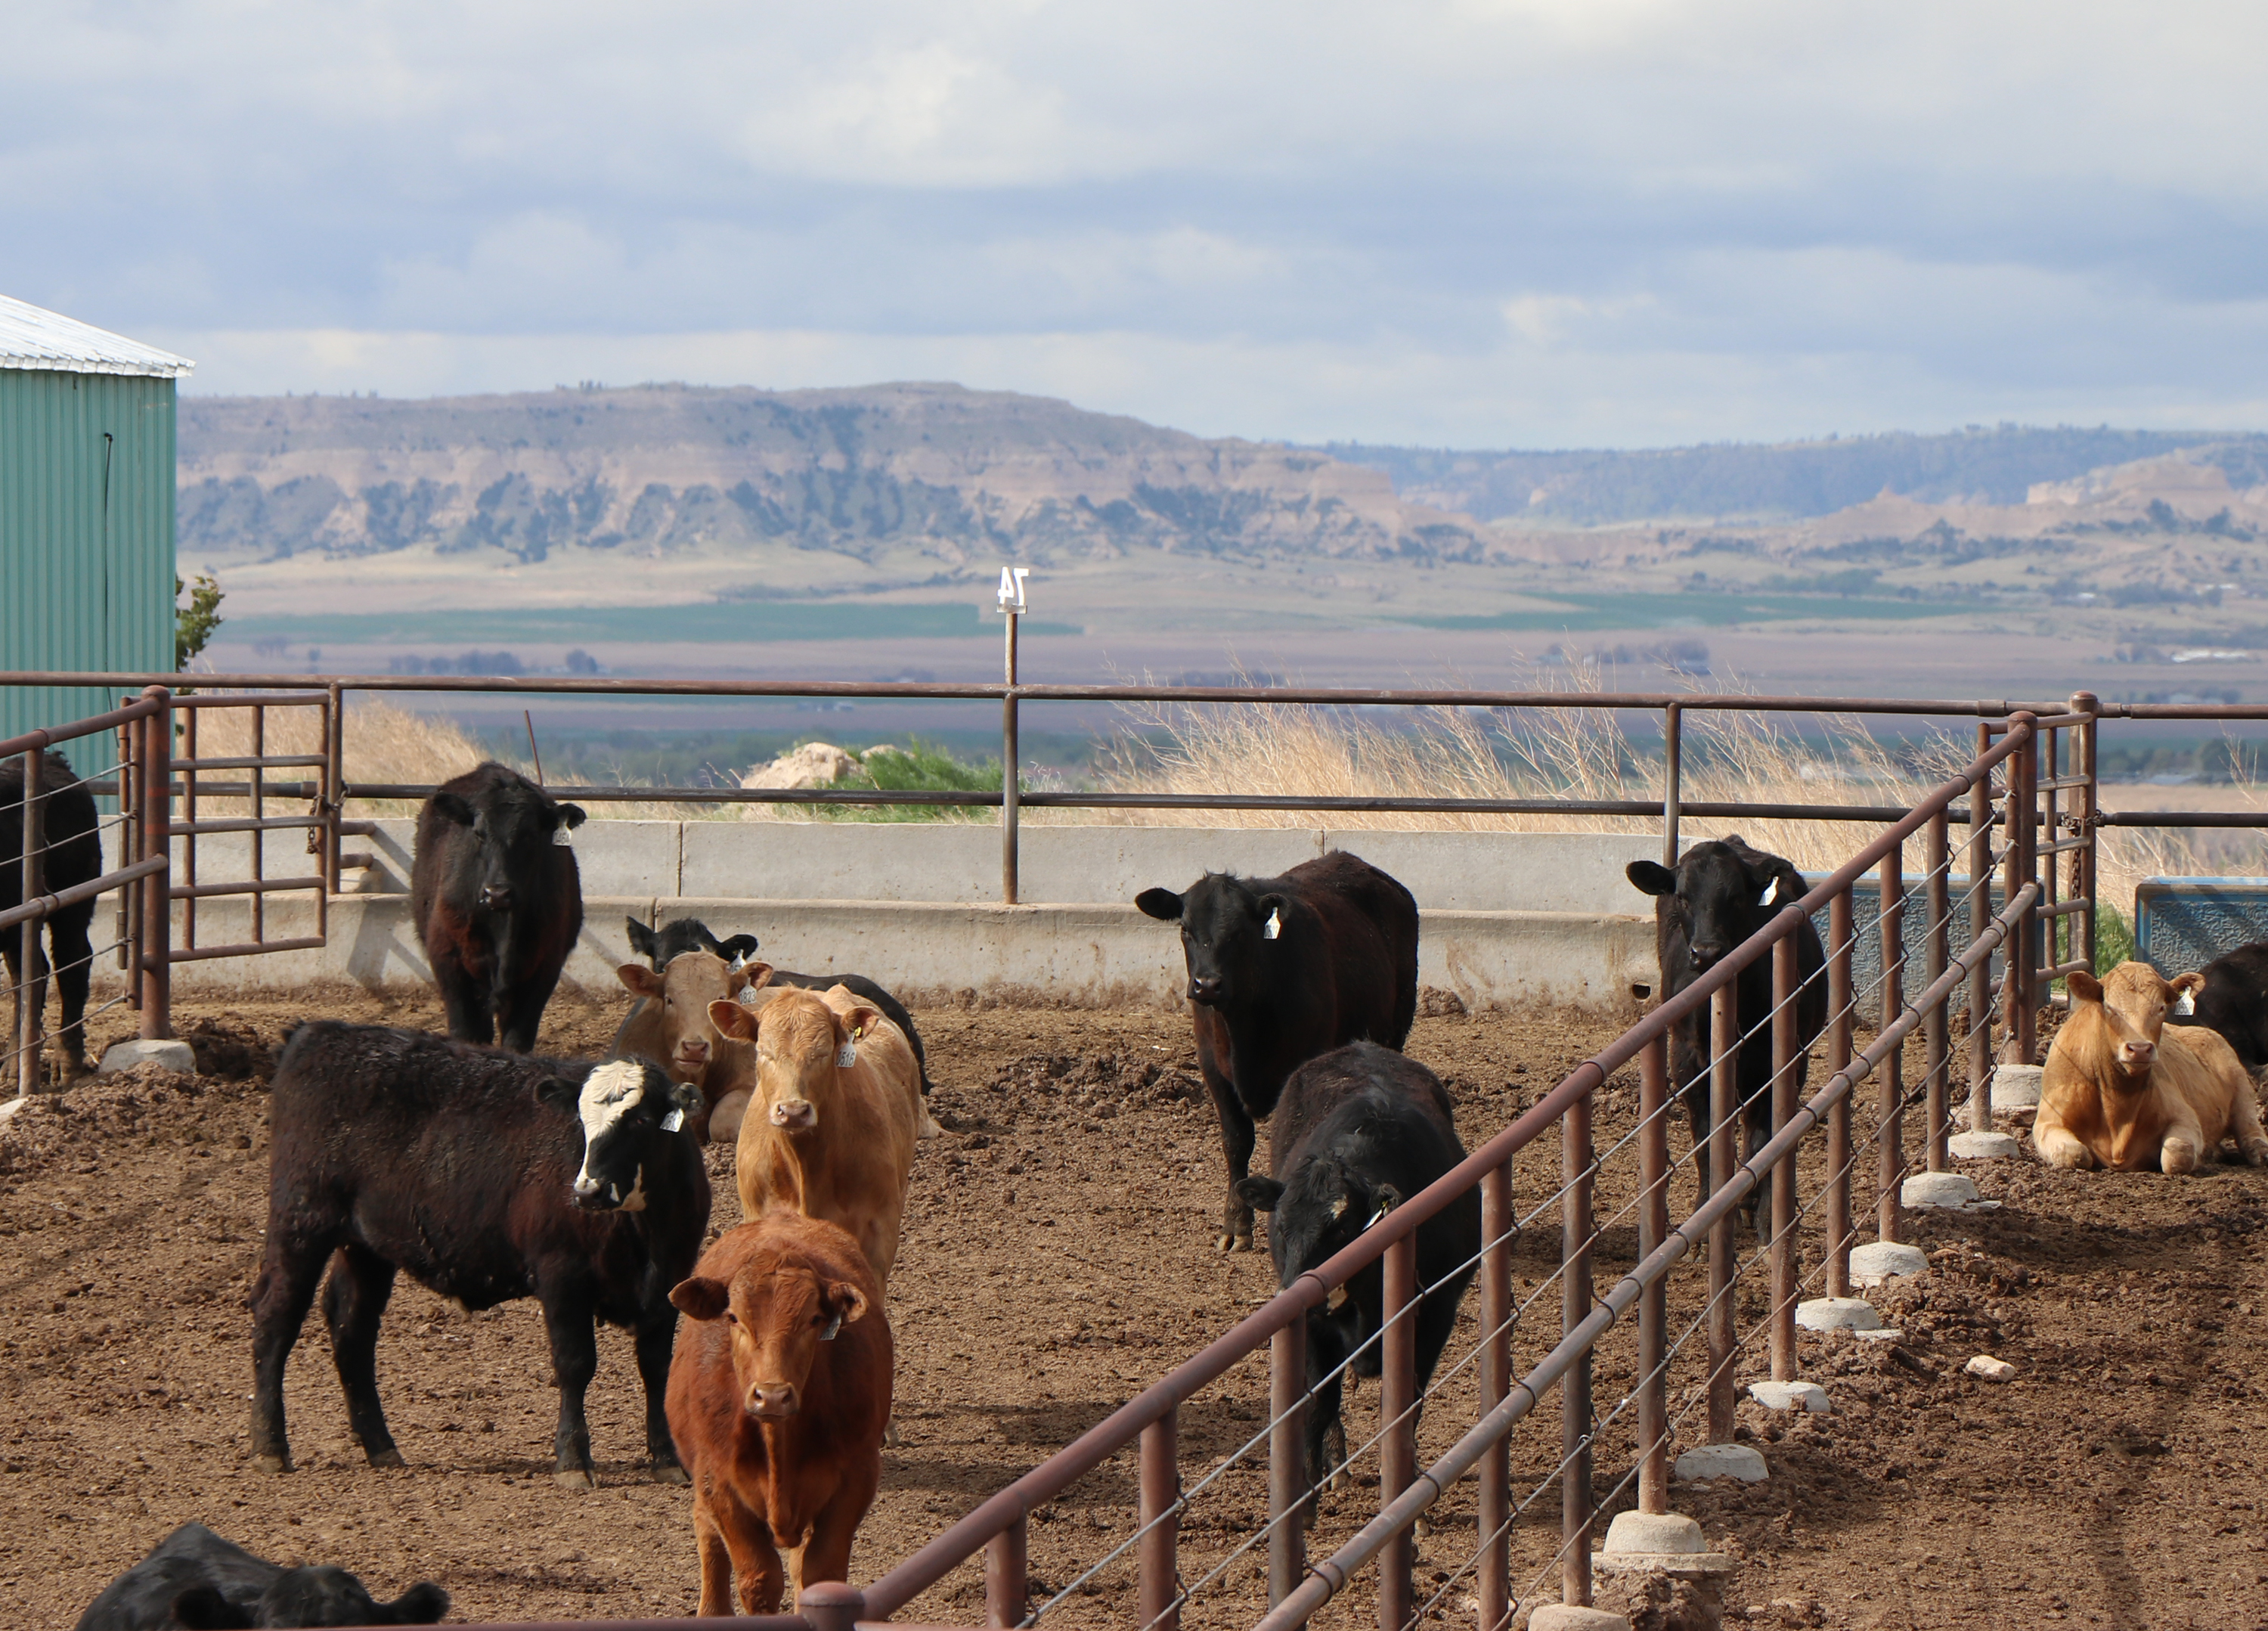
(665, 1213, 892, 1616)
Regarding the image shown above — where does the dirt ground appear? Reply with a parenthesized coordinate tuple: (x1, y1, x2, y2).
(3, 988, 2267, 1631)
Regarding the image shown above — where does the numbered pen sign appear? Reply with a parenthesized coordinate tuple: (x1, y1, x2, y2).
(997, 566, 1030, 613)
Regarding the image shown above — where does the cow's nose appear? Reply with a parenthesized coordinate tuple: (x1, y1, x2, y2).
(2124, 1041, 2155, 1066)
(770, 1098, 816, 1130)
(745, 1384, 798, 1419)
(1188, 977, 1223, 1003)
(1690, 941, 1727, 968)
(677, 1040, 709, 1064)
(479, 884, 514, 911)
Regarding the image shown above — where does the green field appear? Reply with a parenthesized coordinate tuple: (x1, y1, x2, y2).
(1394, 590, 1971, 631)
(228, 602, 1082, 645)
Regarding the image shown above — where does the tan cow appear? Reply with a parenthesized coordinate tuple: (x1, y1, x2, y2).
(2037, 961, 2268, 1174)
(615, 953, 754, 1143)
(709, 969, 928, 1285)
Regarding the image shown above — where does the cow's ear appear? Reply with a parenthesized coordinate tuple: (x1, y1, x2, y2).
(1626, 860, 1677, 897)
(380, 1583, 451, 1625)
(670, 1276, 730, 1320)
(171, 1586, 249, 1630)
(556, 802, 587, 830)
(534, 1074, 580, 1109)
(429, 791, 476, 827)
(718, 933, 761, 963)
(841, 1004, 886, 1042)
(708, 999, 758, 1041)
(2172, 971, 2207, 998)
(2068, 969, 2104, 1004)
(1369, 1182, 1405, 1217)
(1136, 888, 1184, 921)
(1235, 1175, 1285, 1212)
(823, 1281, 872, 1326)
(616, 962, 664, 998)
(669, 1079, 703, 1115)
(625, 917, 656, 960)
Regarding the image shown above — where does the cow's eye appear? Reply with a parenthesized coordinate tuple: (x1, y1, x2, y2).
(723, 1310, 738, 1325)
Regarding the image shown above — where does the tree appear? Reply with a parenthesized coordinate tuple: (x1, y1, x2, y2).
(176, 574, 224, 670)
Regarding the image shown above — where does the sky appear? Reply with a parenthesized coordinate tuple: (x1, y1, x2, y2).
(9, 1, 2268, 448)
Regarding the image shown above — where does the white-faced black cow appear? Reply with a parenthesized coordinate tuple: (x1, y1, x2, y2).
(249, 1023, 708, 1488)
(74, 1524, 448, 1630)
(1235, 1042, 1478, 1513)
(411, 761, 586, 1052)
(624, 914, 759, 972)
(1626, 835, 1826, 1218)
(0, 750, 101, 1081)
(1137, 850, 1420, 1252)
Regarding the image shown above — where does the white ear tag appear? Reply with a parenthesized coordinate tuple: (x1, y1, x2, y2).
(2176, 989, 2197, 1016)
(836, 1037, 858, 1068)
(739, 985, 761, 1005)
(1758, 879, 1779, 907)
(661, 1109, 686, 1133)
(553, 826, 572, 846)
(818, 1312, 842, 1341)
(1264, 908, 1281, 941)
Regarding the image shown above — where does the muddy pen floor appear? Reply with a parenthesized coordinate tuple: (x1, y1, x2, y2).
(3, 988, 2267, 1631)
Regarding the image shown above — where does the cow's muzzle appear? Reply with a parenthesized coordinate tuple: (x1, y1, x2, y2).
(2120, 1041, 2157, 1071)
(770, 1097, 816, 1131)
(479, 884, 515, 912)
(1188, 977, 1224, 1005)
(745, 1383, 800, 1419)
(674, 1040, 710, 1068)
(1688, 941, 1727, 971)
(572, 1175, 612, 1209)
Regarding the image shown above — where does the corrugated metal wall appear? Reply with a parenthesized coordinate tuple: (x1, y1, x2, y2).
(0, 368, 175, 771)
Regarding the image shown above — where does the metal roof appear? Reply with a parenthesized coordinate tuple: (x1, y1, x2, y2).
(0, 292, 193, 378)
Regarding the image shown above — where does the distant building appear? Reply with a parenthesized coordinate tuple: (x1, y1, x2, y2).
(0, 293, 193, 751)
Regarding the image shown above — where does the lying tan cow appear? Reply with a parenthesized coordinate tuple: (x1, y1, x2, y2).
(615, 953, 754, 1143)
(2037, 962, 2268, 1174)
(710, 969, 931, 1285)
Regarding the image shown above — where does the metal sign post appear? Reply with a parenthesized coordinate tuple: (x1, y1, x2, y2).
(997, 568, 1028, 905)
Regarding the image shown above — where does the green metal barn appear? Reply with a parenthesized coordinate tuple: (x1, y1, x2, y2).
(0, 293, 192, 758)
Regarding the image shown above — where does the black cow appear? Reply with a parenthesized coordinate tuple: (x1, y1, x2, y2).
(75, 1524, 448, 1629)
(2167, 941, 2268, 1080)
(1626, 836, 1826, 1220)
(1234, 1043, 1478, 1513)
(1137, 850, 1420, 1251)
(0, 750, 101, 1082)
(250, 1024, 708, 1488)
(622, 915, 935, 1095)
(411, 762, 586, 1051)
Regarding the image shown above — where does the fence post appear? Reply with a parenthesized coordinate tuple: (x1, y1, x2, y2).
(1269, 1316, 1307, 1605)
(138, 688, 171, 1041)
(1969, 736, 1996, 1133)
(1479, 1157, 1515, 1627)
(1706, 984, 1737, 1445)
(1825, 889, 1854, 1298)
(2071, 690, 2099, 975)
(1877, 842, 1905, 1242)
(1636, 1033, 1669, 1514)
(180, 702, 197, 955)
(2004, 714, 2039, 1064)
(1380, 1231, 1418, 1631)
(19, 745, 43, 1095)
(324, 681, 343, 895)
(1769, 933, 1798, 1381)
(801, 1582, 866, 1631)
(1561, 1084, 1594, 1611)
(1002, 608, 1020, 907)
(116, 714, 140, 992)
(1660, 702, 1682, 867)
(1139, 1410, 1180, 1631)
(987, 1513, 1028, 1630)
(1924, 808, 1952, 1171)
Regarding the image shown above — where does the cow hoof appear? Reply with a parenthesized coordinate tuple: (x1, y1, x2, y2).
(1215, 1232, 1252, 1253)
(2245, 1140, 2268, 1167)
(650, 1461, 690, 1487)
(365, 1447, 406, 1469)
(253, 1453, 290, 1475)
(553, 1468, 596, 1491)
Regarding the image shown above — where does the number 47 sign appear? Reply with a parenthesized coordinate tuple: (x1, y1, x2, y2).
(996, 566, 1030, 612)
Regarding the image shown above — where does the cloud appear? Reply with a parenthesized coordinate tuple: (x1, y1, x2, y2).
(10, 1, 2268, 444)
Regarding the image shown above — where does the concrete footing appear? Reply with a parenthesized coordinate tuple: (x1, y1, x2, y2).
(1990, 1064, 2043, 1110)
(1950, 1130, 2022, 1161)
(1849, 1241, 1929, 1285)
(1748, 1380, 1832, 1413)
(97, 1038, 195, 1076)
(1529, 1607, 1632, 1631)
(1795, 1295, 1881, 1332)
(1674, 1443, 1768, 1482)
(1901, 1171, 1982, 1208)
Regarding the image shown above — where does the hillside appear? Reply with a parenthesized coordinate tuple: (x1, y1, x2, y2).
(1328, 425, 2268, 525)
(177, 383, 1483, 608)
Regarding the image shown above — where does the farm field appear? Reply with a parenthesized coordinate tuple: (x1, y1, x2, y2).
(2, 988, 2266, 1630)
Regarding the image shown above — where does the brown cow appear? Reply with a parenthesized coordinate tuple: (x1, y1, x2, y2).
(665, 1213, 891, 1615)
(2037, 962, 2268, 1174)
(615, 953, 754, 1144)
(708, 972, 927, 1285)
